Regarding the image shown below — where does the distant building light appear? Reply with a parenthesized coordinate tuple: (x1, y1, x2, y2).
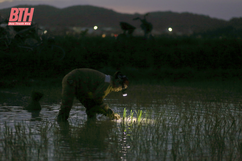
(113, 34, 118, 38)
(168, 27, 172, 32)
(93, 26, 98, 30)
(102, 34, 106, 38)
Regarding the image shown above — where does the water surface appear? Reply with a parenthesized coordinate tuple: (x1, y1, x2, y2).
(1, 84, 242, 160)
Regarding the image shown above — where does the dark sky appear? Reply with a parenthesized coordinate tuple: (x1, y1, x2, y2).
(0, 0, 241, 20)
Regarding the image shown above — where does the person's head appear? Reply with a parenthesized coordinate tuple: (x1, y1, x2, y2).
(31, 91, 43, 101)
(112, 71, 129, 93)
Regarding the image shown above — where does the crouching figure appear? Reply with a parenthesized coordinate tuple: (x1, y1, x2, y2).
(24, 91, 44, 110)
(57, 68, 129, 121)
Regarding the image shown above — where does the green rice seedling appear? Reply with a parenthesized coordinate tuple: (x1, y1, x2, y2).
(123, 108, 127, 119)
(130, 110, 134, 122)
(137, 110, 142, 123)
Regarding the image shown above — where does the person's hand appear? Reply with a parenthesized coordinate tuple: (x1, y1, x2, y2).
(101, 103, 109, 111)
(112, 113, 121, 120)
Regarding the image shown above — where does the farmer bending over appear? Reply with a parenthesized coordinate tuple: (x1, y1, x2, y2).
(57, 68, 129, 121)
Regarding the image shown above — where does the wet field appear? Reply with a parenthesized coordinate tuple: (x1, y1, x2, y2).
(1, 81, 242, 160)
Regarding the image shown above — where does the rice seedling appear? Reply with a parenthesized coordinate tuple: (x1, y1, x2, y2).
(130, 109, 134, 121)
(122, 107, 126, 119)
(137, 110, 142, 123)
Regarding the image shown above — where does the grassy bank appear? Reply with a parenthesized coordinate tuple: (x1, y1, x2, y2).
(1, 65, 242, 89)
(1, 36, 242, 84)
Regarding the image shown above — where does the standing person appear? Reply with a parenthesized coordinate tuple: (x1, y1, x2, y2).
(133, 13, 153, 39)
(57, 68, 129, 121)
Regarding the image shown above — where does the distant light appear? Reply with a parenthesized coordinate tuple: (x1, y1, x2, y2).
(93, 26, 98, 30)
(168, 27, 172, 32)
(44, 30, 47, 34)
(111, 33, 118, 38)
(102, 34, 106, 38)
(123, 93, 127, 97)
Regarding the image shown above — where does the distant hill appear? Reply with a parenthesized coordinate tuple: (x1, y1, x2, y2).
(0, 4, 241, 35)
(228, 17, 242, 29)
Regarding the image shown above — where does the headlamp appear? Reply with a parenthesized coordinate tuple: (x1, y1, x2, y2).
(118, 74, 129, 97)
(122, 85, 127, 97)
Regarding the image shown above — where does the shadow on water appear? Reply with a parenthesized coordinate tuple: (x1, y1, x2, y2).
(56, 119, 116, 158)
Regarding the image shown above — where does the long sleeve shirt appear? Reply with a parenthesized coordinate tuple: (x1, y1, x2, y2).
(64, 68, 114, 105)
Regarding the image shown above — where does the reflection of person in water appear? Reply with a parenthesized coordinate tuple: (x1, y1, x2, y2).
(24, 91, 43, 110)
(24, 91, 43, 121)
(57, 119, 116, 153)
(57, 68, 129, 121)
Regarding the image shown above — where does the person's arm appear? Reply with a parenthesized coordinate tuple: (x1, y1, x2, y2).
(88, 83, 110, 105)
(87, 103, 120, 120)
(80, 84, 106, 109)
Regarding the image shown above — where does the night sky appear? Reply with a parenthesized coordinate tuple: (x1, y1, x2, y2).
(0, 0, 241, 20)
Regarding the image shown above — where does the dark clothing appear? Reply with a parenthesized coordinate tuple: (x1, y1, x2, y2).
(57, 68, 115, 121)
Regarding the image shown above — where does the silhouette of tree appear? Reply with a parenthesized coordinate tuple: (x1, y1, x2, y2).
(133, 13, 153, 39)
(119, 22, 136, 36)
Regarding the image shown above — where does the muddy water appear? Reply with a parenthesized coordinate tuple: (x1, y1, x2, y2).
(1, 85, 242, 160)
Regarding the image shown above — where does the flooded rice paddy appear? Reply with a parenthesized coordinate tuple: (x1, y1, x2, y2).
(1, 82, 242, 160)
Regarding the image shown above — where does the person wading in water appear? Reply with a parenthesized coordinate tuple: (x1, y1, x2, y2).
(57, 68, 129, 121)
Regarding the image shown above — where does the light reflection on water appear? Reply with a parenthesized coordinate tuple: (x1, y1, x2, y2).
(0, 98, 242, 160)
